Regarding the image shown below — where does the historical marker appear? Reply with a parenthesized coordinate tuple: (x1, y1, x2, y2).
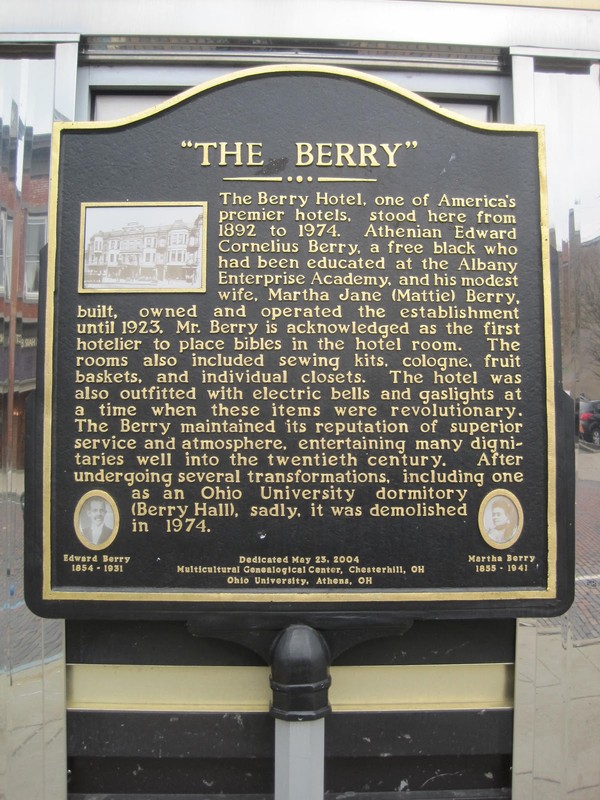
(26, 66, 574, 620)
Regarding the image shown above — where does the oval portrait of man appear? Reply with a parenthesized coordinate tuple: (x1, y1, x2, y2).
(478, 490, 523, 549)
(74, 490, 120, 550)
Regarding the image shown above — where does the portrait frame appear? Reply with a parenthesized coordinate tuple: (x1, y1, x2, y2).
(74, 490, 120, 550)
(478, 489, 524, 550)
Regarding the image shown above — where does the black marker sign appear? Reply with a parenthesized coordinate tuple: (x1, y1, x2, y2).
(26, 66, 573, 620)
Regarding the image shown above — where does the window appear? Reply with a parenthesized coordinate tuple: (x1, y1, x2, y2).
(24, 214, 46, 299)
(1, 213, 14, 298)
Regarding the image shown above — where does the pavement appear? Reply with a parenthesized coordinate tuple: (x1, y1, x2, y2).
(512, 444, 600, 800)
(535, 445, 600, 640)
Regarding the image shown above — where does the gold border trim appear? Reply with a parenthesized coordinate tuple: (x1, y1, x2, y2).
(43, 64, 557, 606)
(66, 663, 514, 713)
(537, 126, 558, 600)
(48, 587, 554, 603)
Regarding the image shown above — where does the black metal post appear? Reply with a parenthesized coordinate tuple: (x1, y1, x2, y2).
(270, 625, 331, 800)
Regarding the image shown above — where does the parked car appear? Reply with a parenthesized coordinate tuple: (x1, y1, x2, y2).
(579, 400, 600, 446)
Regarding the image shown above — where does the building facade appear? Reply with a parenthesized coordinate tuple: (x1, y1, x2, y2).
(84, 215, 204, 287)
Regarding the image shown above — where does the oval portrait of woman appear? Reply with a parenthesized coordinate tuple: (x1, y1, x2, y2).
(478, 490, 523, 550)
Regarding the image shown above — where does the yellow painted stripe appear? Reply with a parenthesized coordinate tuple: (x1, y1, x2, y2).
(67, 663, 513, 712)
(331, 664, 513, 711)
(67, 665, 271, 712)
